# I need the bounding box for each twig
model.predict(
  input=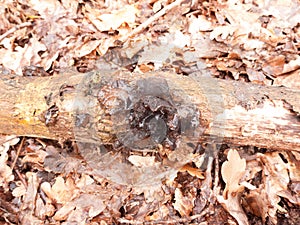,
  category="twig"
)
[15,169,27,188]
[11,137,25,170]
[119,0,185,43]
[118,209,210,224]
[213,144,221,197]
[0,22,32,42]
